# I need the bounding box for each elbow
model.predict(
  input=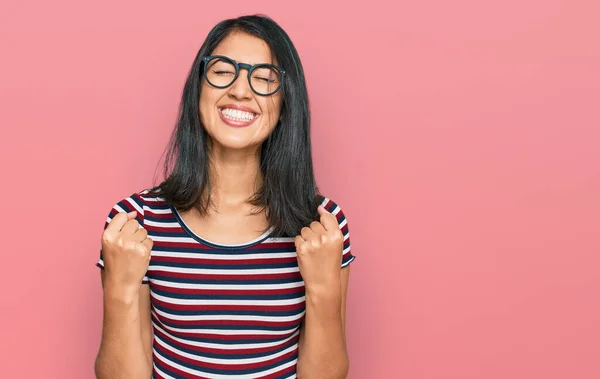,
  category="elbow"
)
[332,351,350,379]
[94,355,105,379]
[297,357,349,379]
[339,356,350,379]
[94,359,150,379]
[94,352,152,379]
[333,355,350,379]
[94,354,114,379]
